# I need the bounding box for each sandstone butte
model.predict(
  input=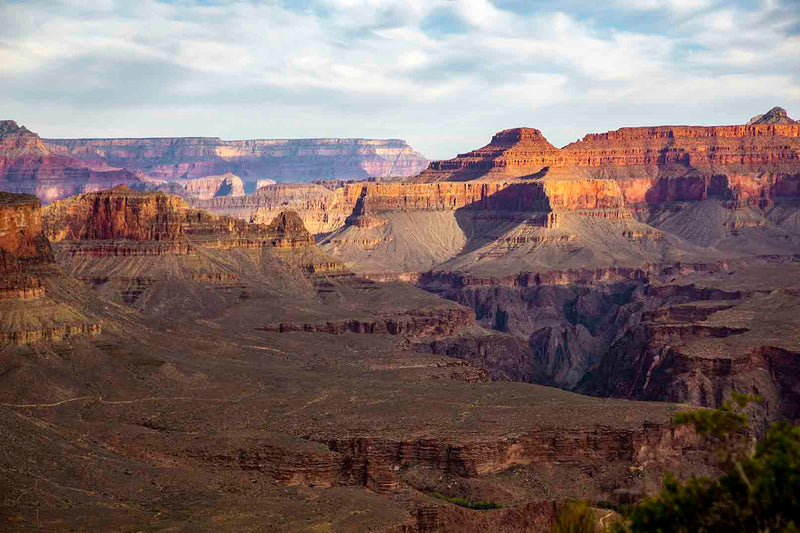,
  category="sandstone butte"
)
[197,107,800,235]
[43,135,430,183]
